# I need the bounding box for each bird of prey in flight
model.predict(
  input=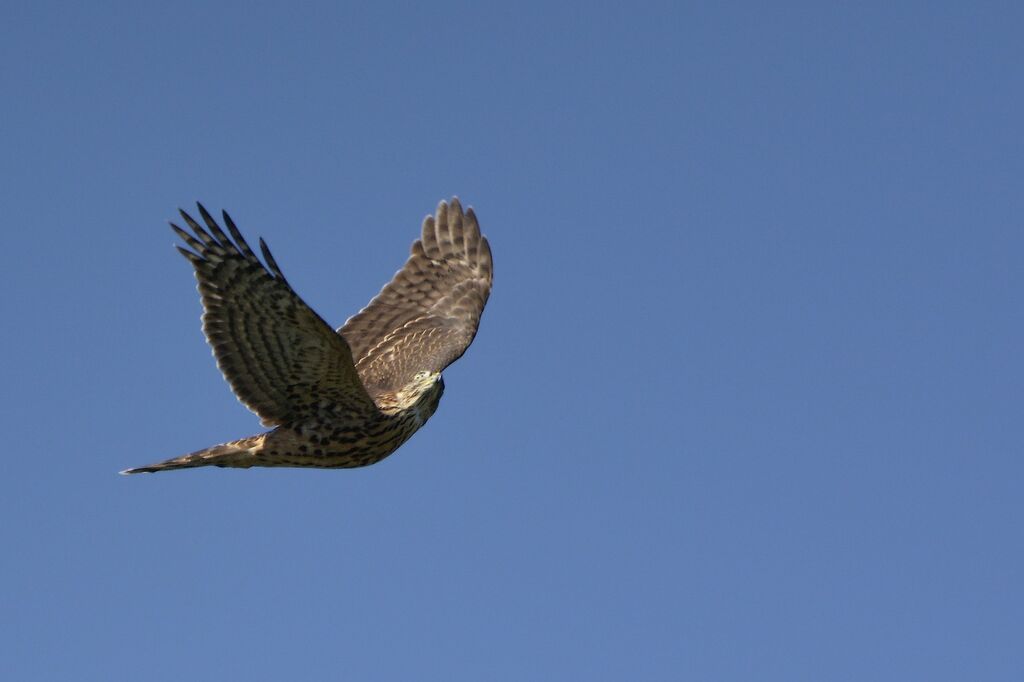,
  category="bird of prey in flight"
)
[122,198,492,474]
